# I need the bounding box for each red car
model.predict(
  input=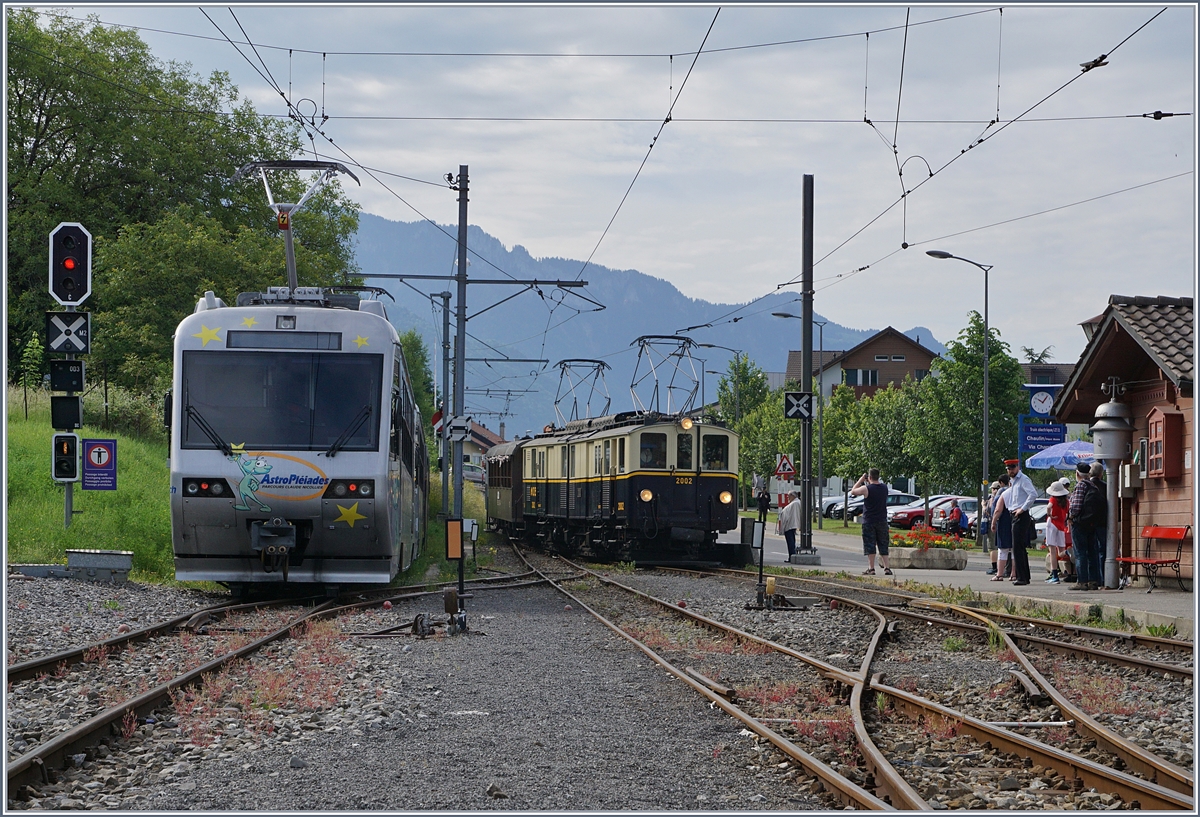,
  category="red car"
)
[887,495,955,530]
